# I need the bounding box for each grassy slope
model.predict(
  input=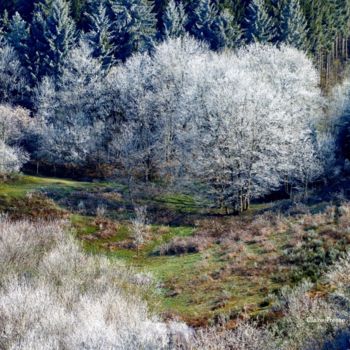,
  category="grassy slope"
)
[0,175,347,327]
